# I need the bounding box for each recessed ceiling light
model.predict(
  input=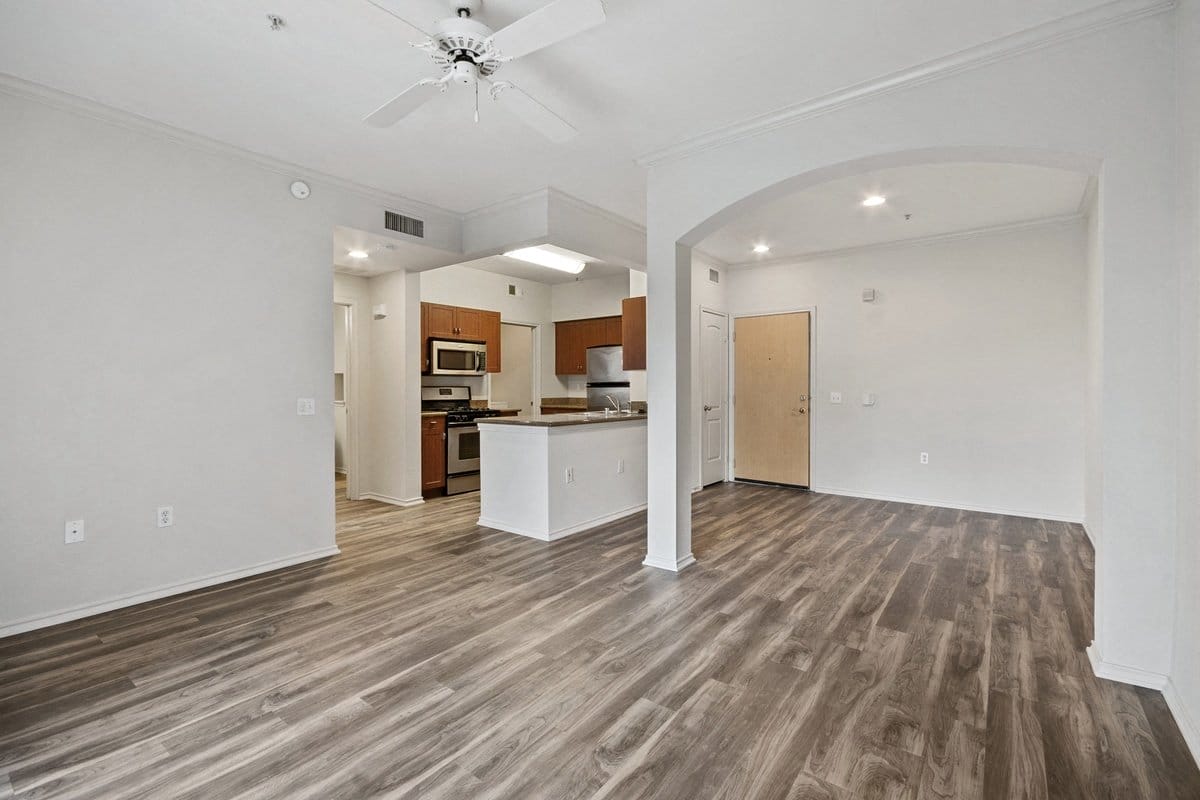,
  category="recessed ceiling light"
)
[752,243,771,254]
[862,195,887,207]
[347,249,369,259]
[504,246,586,274]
